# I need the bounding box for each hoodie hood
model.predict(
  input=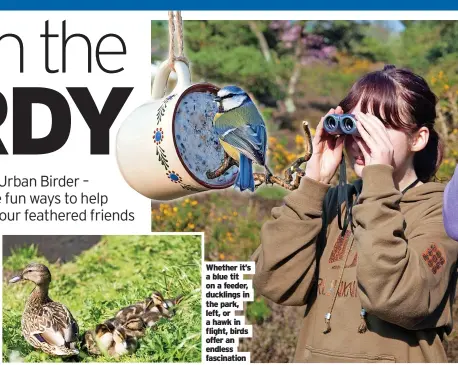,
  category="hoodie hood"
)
[401,181,445,203]
[350,178,444,207]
